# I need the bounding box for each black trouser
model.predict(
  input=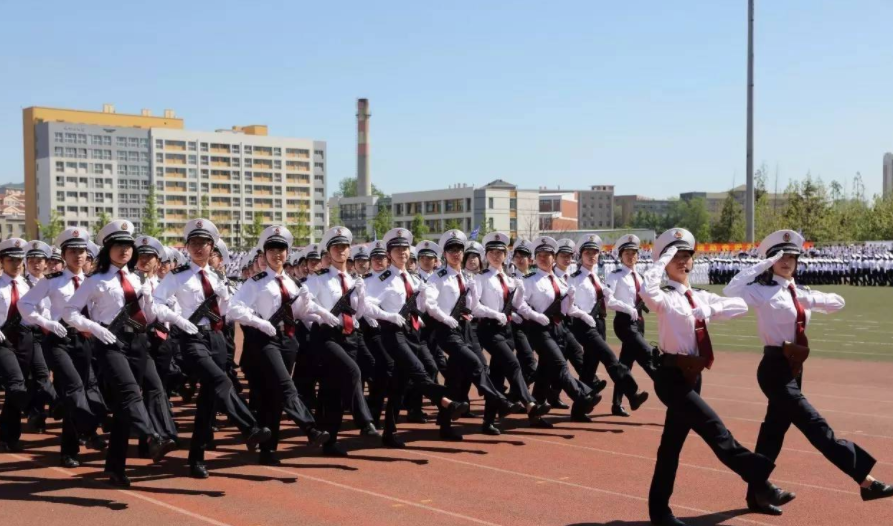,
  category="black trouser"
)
[753,348,876,485]
[567,318,640,399]
[247,330,316,453]
[405,317,440,418]
[511,321,538,385]
[612,312,656,407]
[291,323,319,408]
[94,332,157,475]
[313,324,374,445]
[28,330,57,421]
[0,331,35,445]
[360,319,395,428]
[179,329,257,465]
[45,332,106,457]
[525,320,591,405]
[379,320,449,435]
[649,364,774,521]
[148,329,176,393]
[432,319,507,427]
[478,319,535,423]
